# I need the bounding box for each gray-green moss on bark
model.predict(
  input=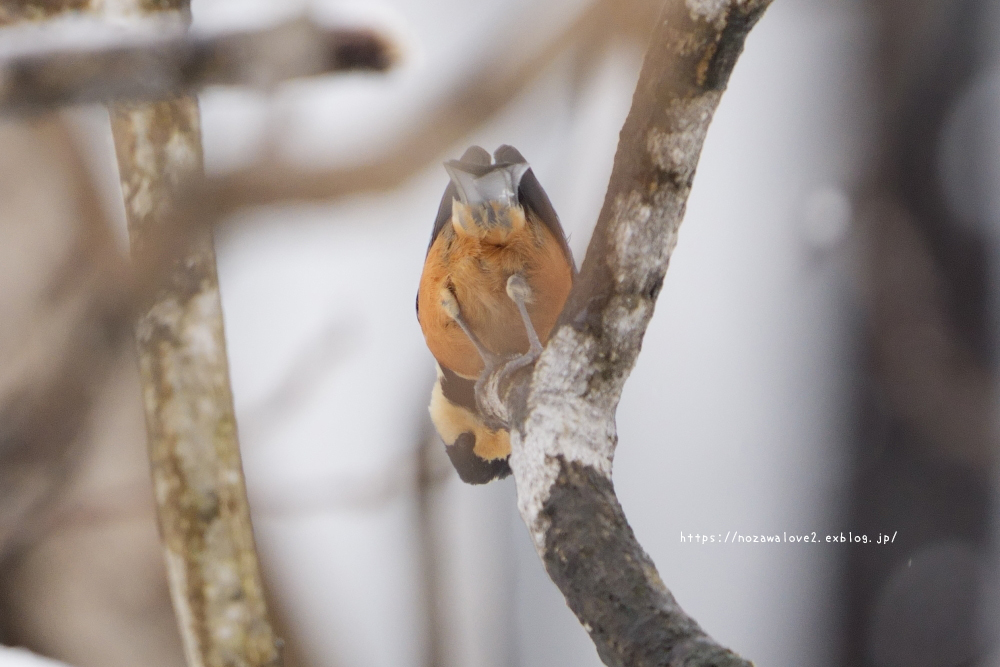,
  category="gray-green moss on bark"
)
[491,1,773,665]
